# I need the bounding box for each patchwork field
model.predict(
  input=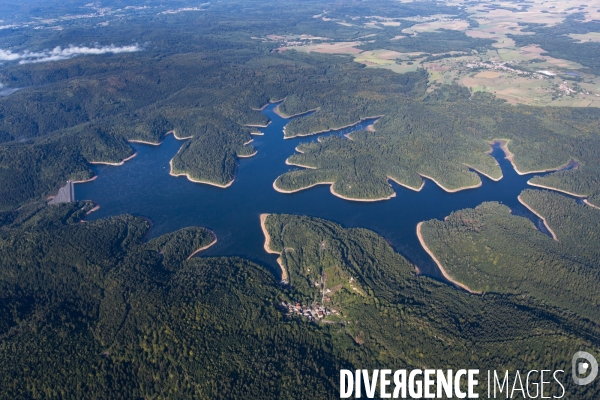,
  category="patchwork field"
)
[568,32,600,43]
[279,41,363,55]
[401,19,469,35]
[275,0,600,107]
